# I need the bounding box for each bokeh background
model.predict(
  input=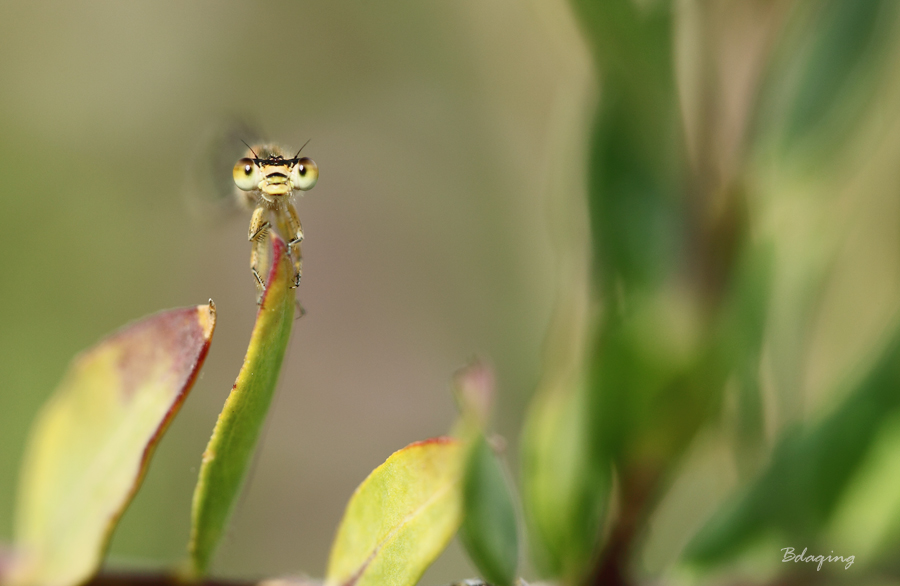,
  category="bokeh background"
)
[4,1,900,585]
[0,0,591,582]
